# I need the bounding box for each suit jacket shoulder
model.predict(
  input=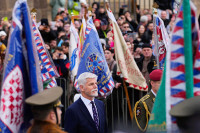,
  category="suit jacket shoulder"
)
[64,98,107,133]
